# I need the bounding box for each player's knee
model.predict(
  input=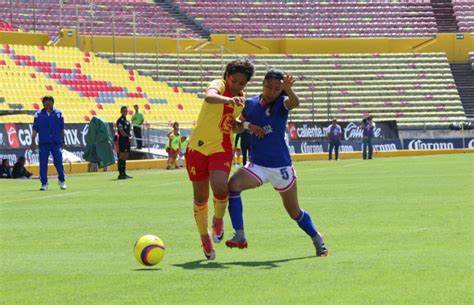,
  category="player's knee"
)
[212,183,228,197]
[228,176,242,192]
[194,194,209,204]
[289,209,301,220]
